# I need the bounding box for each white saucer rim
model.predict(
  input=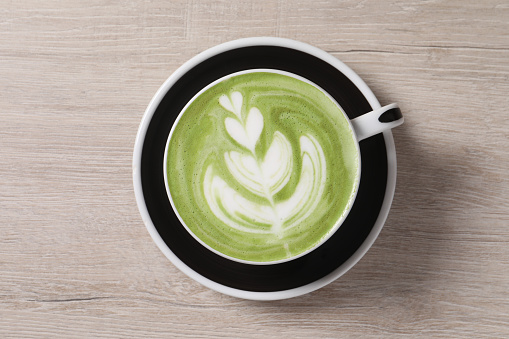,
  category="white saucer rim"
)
[132,37,397,301]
